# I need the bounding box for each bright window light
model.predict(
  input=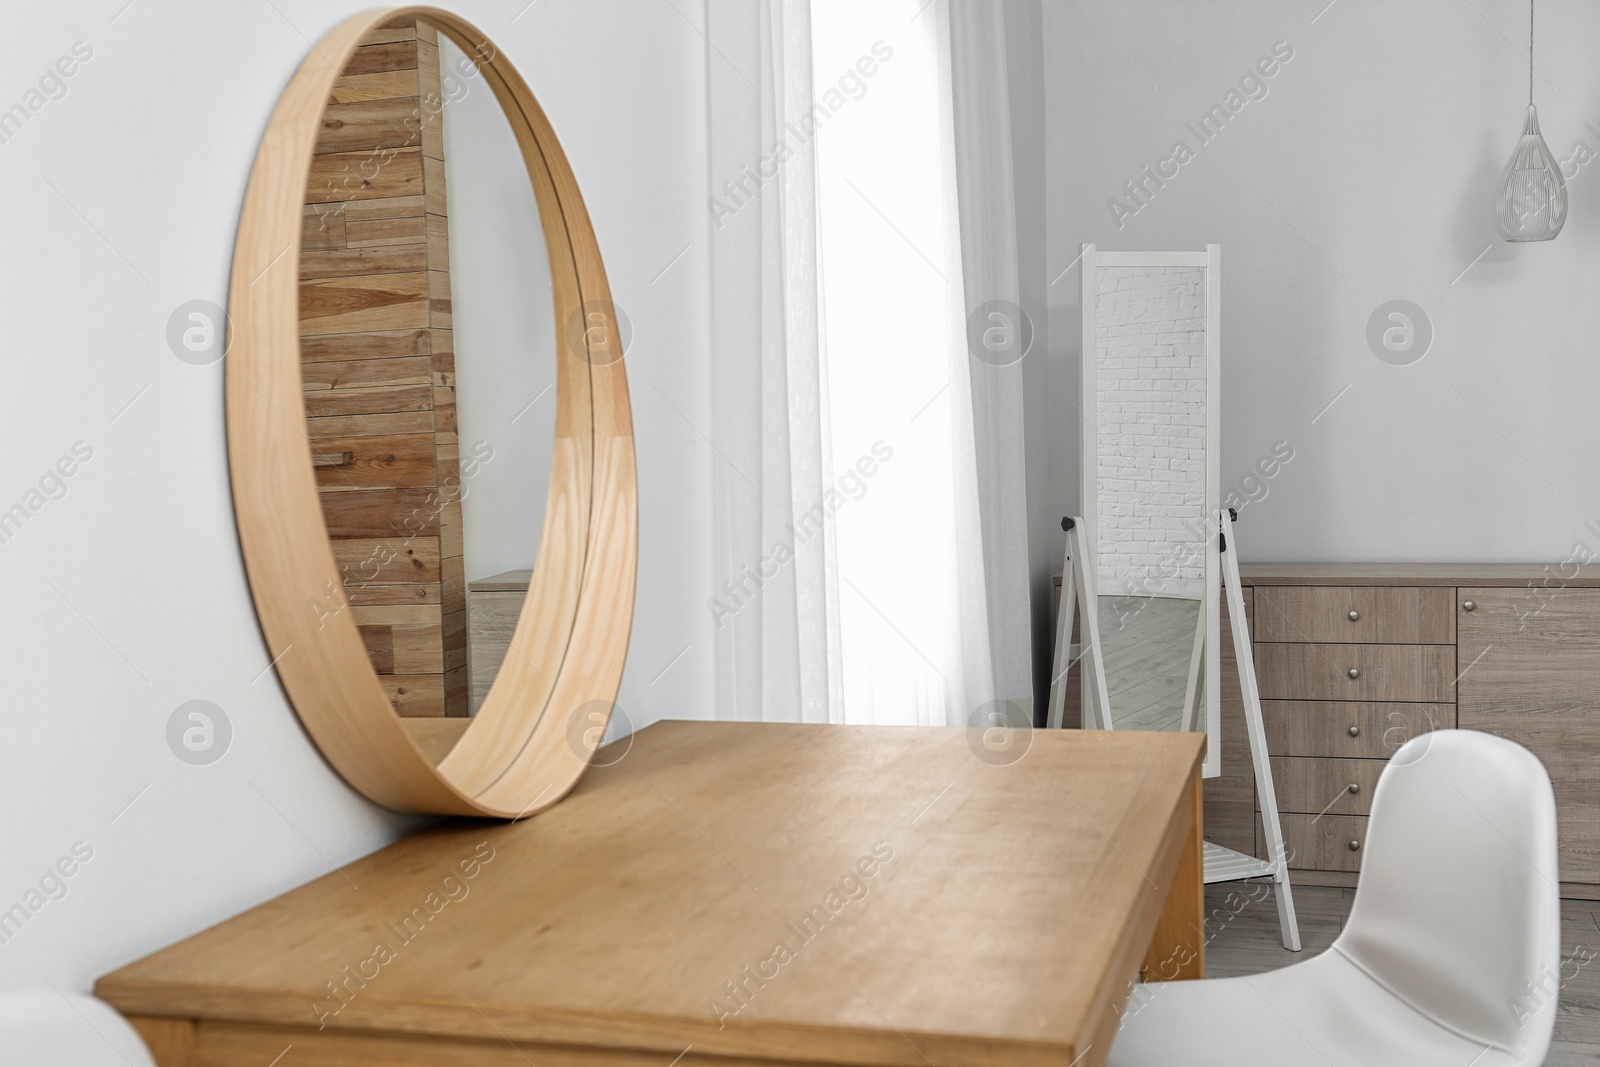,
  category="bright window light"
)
[812,1,978,726]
